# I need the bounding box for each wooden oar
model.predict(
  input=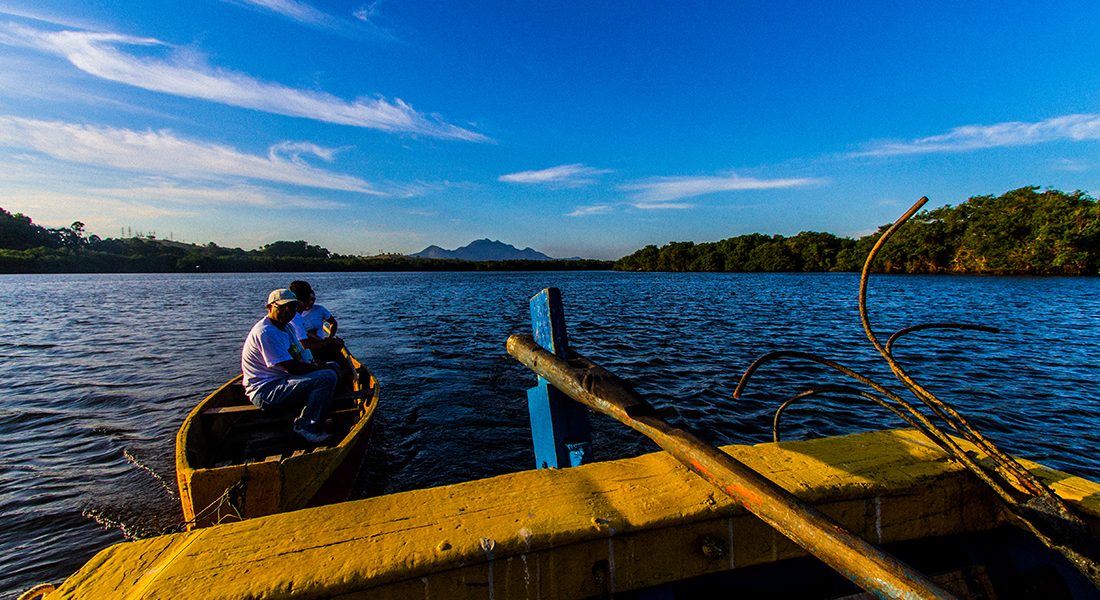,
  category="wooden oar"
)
[507,333,955,600]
